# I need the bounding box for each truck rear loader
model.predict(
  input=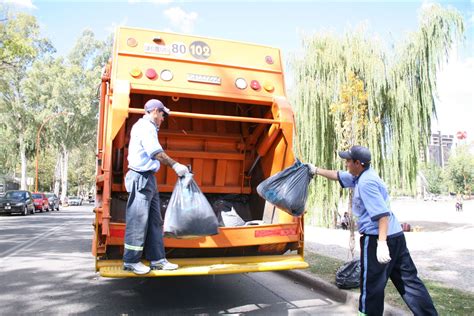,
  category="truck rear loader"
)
[93,27,309,277]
